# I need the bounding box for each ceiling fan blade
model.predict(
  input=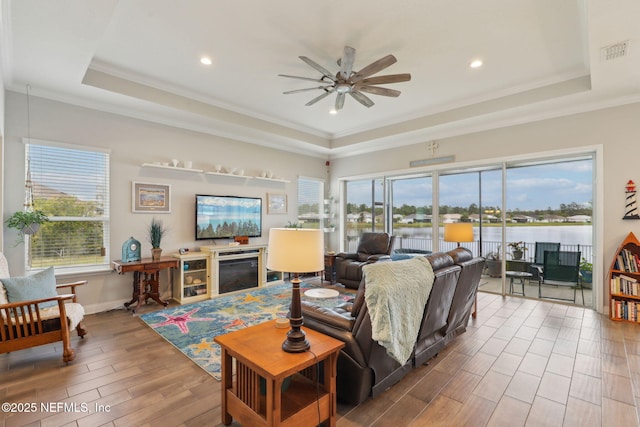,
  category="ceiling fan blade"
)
[335,92,345,110]
[349,91,374,108]
[299,56,337,82]
[283,86,332,94]
[278,74,328,83]
[338,46,356,80]
[358,73,411,85]
[351,54,397,82]
[305,89,333,106]
[356,86,401,97]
